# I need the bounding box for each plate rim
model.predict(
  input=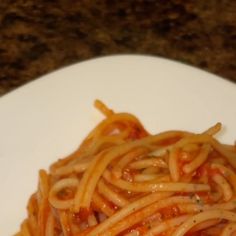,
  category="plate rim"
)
[1,54,236,100]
